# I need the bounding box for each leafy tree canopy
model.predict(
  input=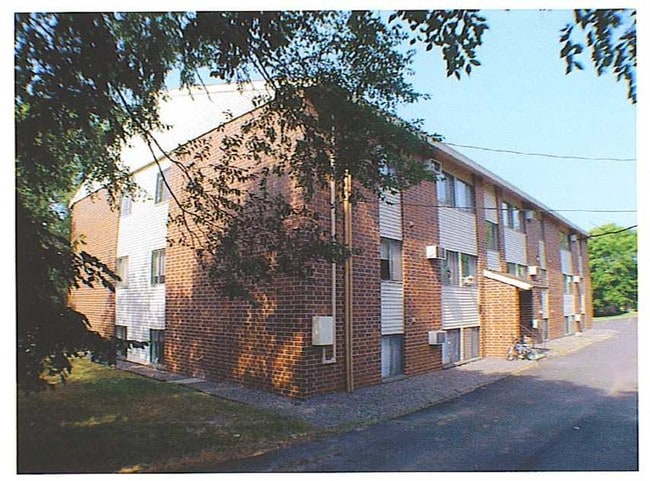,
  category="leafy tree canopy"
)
[588,224,637,317]
[15,10,637,388]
